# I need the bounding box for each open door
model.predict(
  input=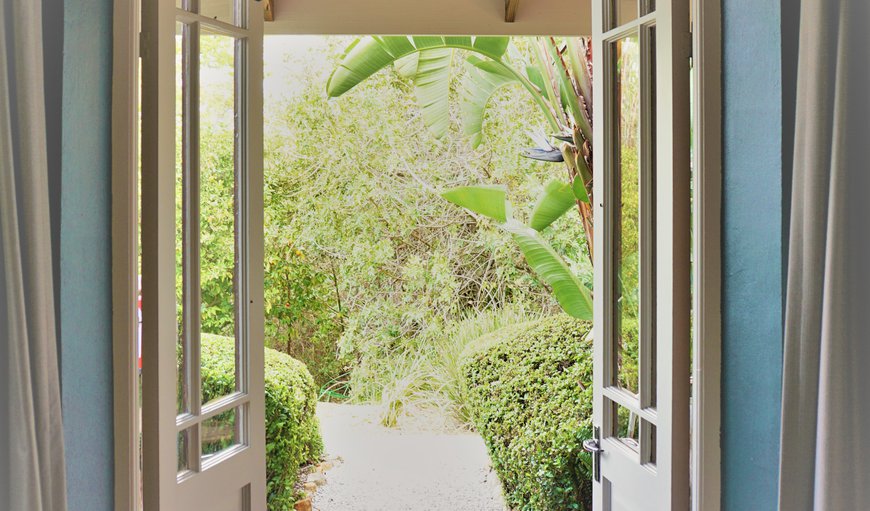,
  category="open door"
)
[140,0,266,509]
[587,0,691,509]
